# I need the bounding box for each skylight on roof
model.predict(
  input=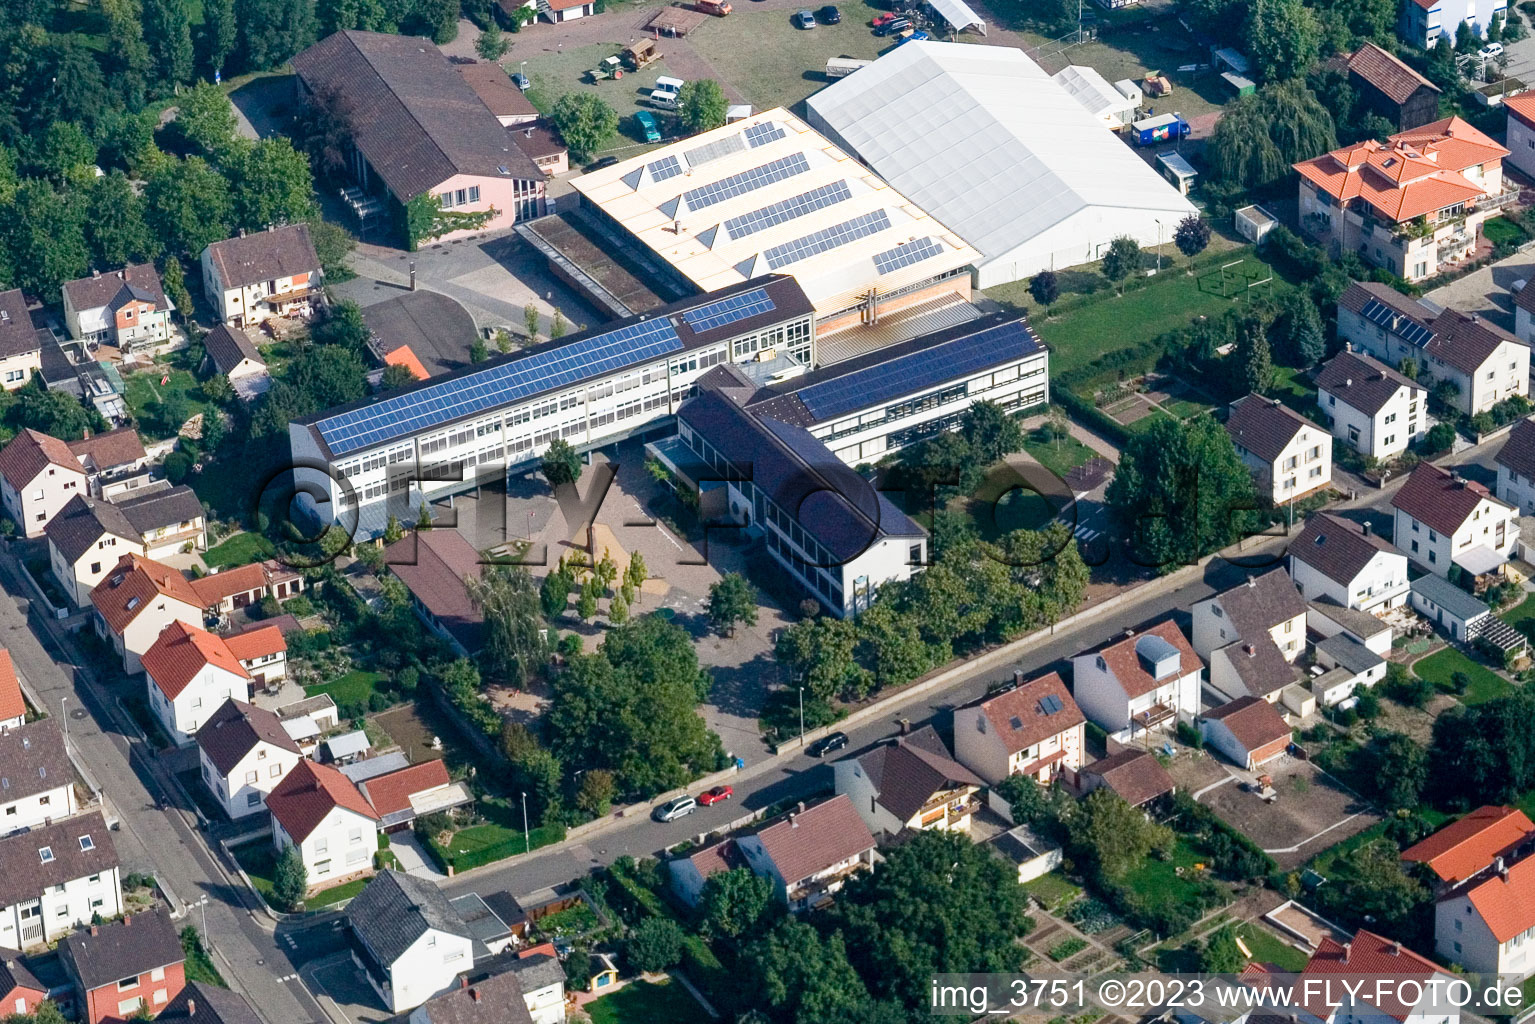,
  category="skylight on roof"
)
[38,846,53,863]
